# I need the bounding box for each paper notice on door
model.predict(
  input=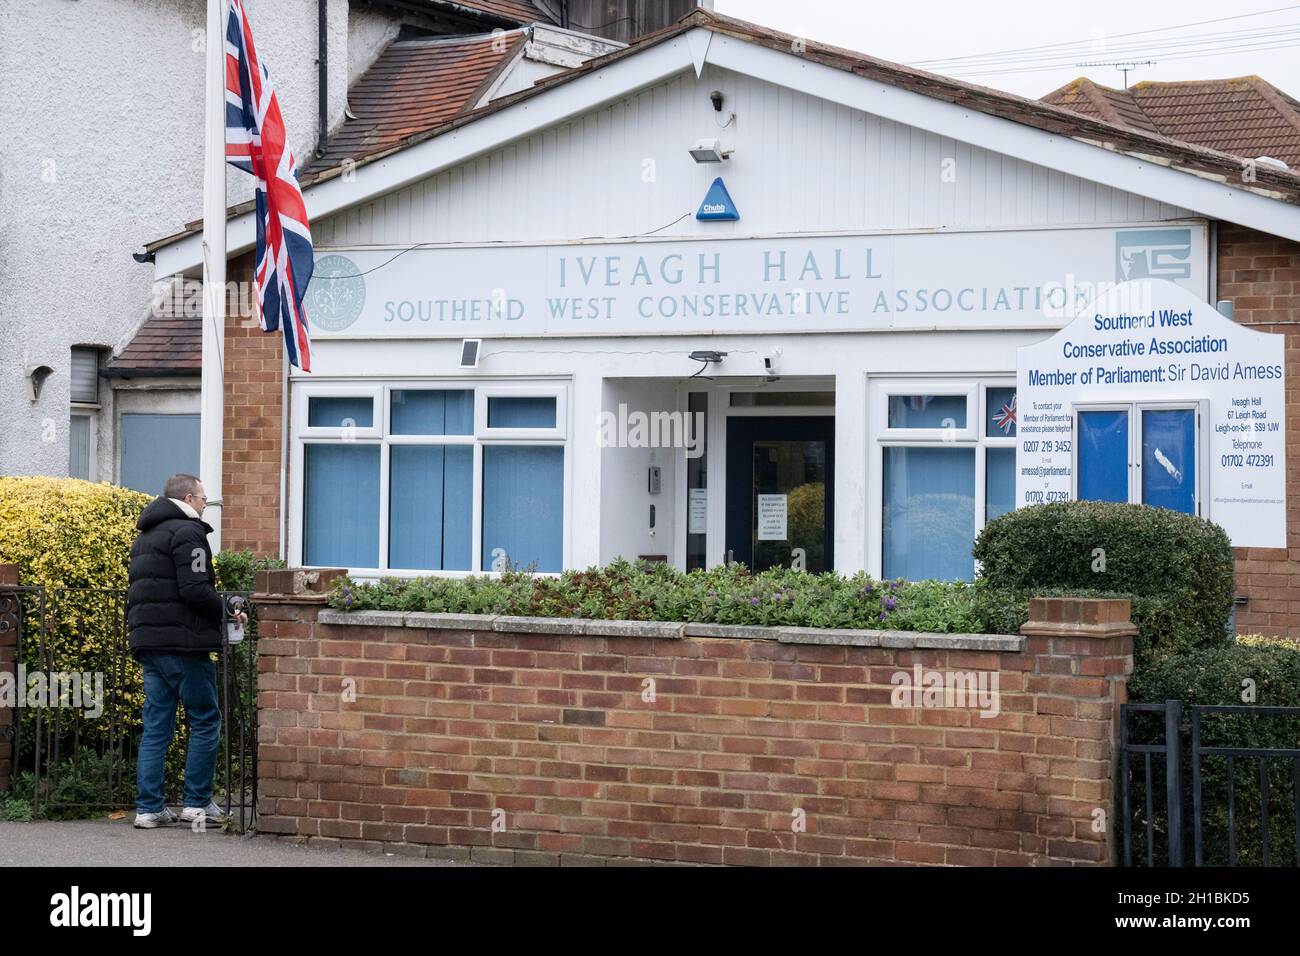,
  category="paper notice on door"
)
[688,488,707,535]
[757,494,788,541]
